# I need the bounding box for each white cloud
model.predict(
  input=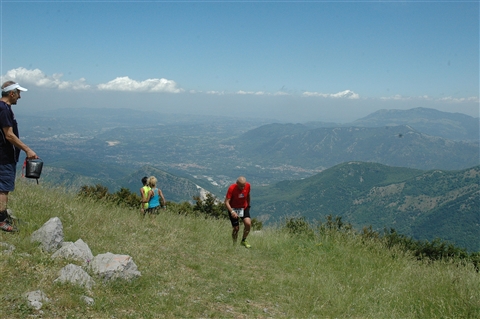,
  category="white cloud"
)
[236,90,267,96]
[303,89,360,99]
[206,90,226,95]
[97,76,183,93]
[2,67,90,90]
[380,94,409,101]
[439,96,480,103]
